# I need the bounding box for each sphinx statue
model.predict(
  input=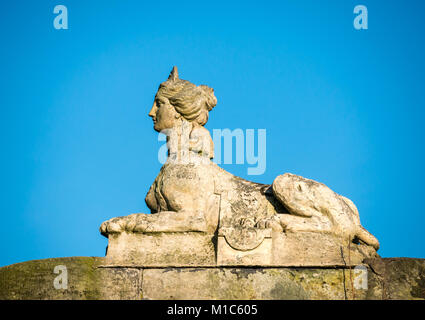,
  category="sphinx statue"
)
[100,67,379,267]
